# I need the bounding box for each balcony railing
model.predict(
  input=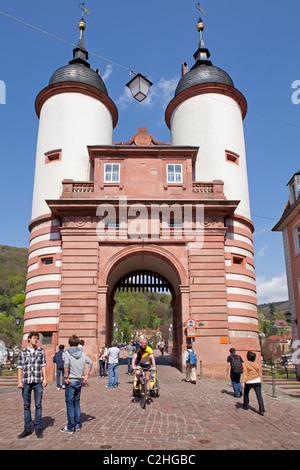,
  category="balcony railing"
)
[192,181,225,199]
[61,180,225,199]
